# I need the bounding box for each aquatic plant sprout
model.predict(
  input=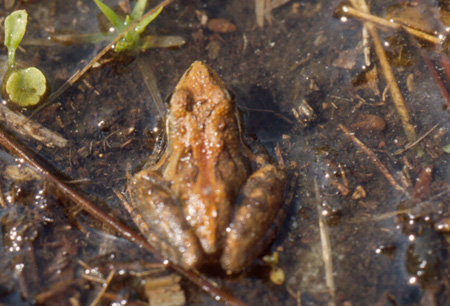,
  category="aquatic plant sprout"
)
[4,10,27,67]
[3,10,47,107]
[93,0,163,52]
